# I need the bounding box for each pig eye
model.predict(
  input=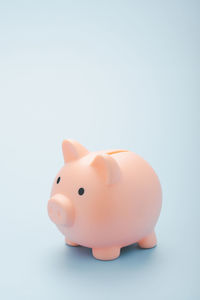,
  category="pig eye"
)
[57,177,61,184]
[78,187,84,196]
